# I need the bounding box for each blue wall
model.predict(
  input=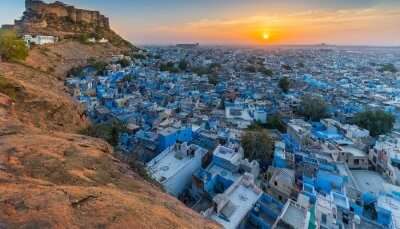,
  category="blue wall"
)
[158,127,193,152]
